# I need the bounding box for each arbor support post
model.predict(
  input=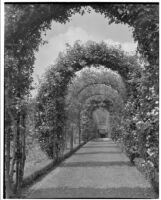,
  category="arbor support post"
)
[70,125,73,150]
